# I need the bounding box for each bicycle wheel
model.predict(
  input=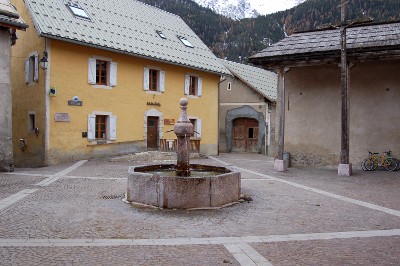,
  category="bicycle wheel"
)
[384,158,398,171]
[364,158,376,171]
[361,159,368,171]
[394,158,400,171]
